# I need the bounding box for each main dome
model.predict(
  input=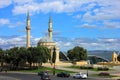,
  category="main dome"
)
[38,36,53,43]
